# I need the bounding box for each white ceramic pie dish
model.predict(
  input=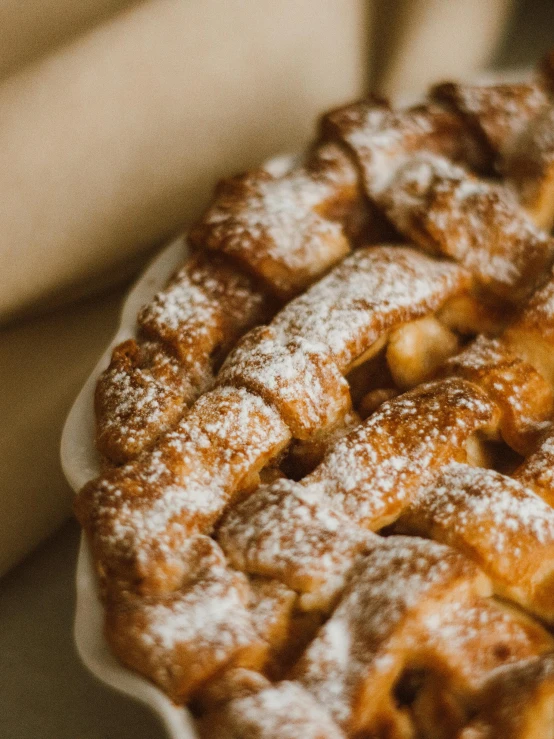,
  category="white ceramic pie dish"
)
[60,68,530,735]
[61,234,198,738]
[60,155,294,738]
